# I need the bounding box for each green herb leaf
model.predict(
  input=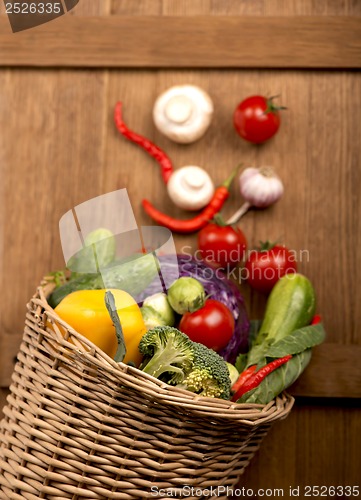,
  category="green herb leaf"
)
[239,349,312,405]
[265,323,326,358]
[246,343,270,367]
[235,353,248,373]
[105,291,127,363]
[246,323,325,367]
